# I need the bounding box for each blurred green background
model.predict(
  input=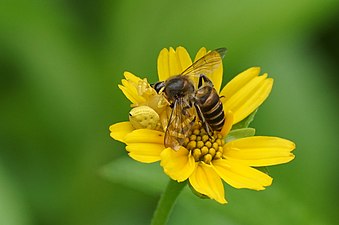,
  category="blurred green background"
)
[1,0,338,225]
